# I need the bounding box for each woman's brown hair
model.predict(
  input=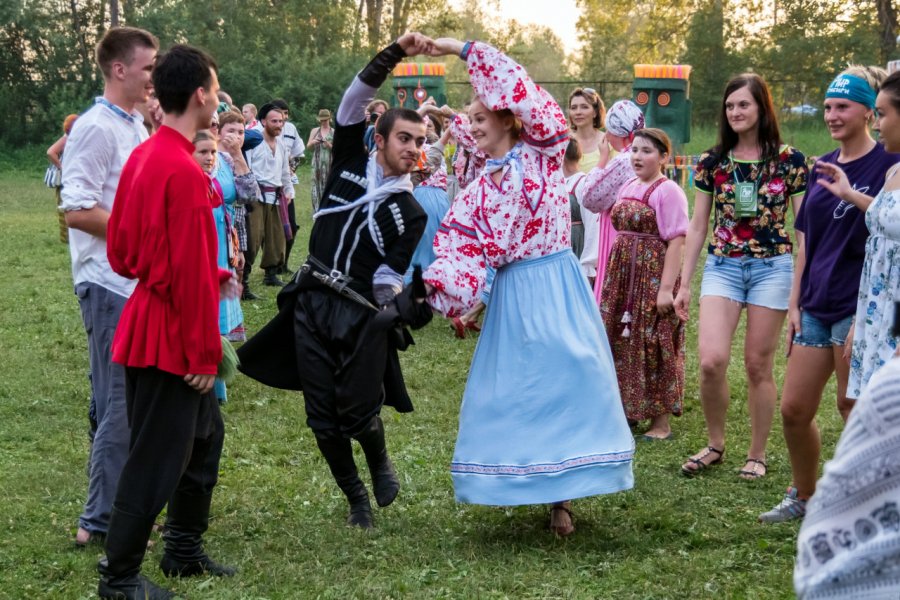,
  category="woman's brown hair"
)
[716,73,781,162]
[568,87,606,131]
[218,111,245,128]
[878,69,900,112]
[633,128,672,173]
